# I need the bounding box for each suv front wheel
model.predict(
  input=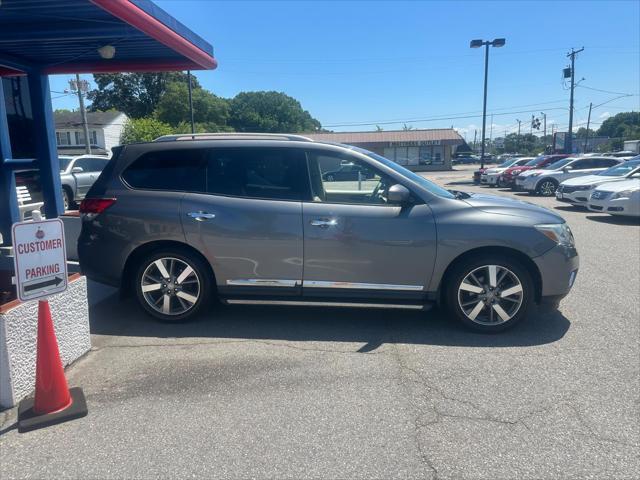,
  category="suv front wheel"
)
[444,255,533,332]
[135,249,212,322]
